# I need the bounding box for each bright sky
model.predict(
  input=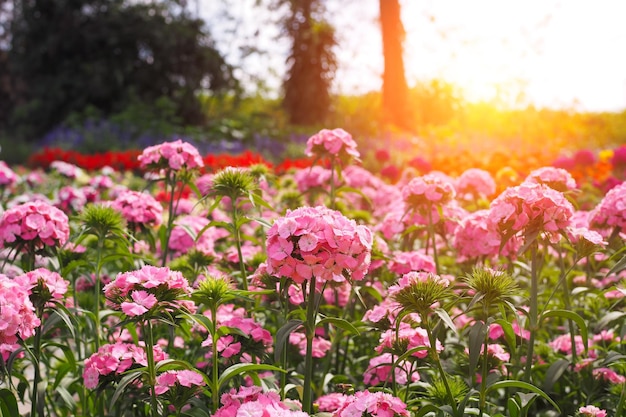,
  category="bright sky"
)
[204,0,626,112]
